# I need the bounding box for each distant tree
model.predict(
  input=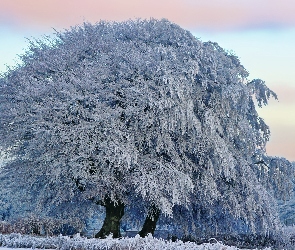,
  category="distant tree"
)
[0,19,293,239]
